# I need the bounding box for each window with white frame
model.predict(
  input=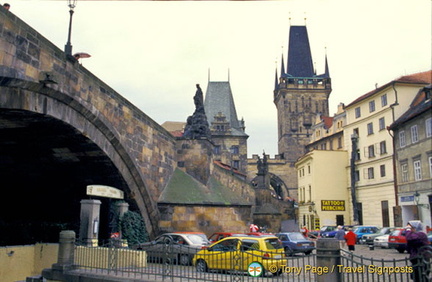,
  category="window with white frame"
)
[399,131,406,147]
[381,94,388,107]
[401,163,408,182]
[380,141,387,154]
[368,145,375,158]
[367,167,374,179]
[429,156,432,177]
[380,164,386,177]
[426,118,432,137]
[411,125,418,143]
[355,107,361,118]
[413,160,422,181]
[367,122,374,135]
[369,100,376,112]
[379,117,385,131]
